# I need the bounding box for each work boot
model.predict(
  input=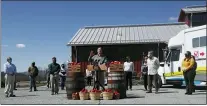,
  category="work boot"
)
[146,91,152,93]
[9,94,16,97]
[51,92,54,95]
